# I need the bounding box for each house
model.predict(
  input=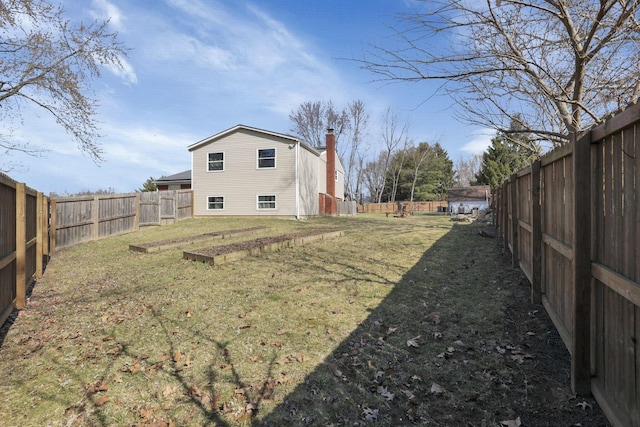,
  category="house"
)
[447,186,491,215]
[187,124,344,217]
[154,170,191,191]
